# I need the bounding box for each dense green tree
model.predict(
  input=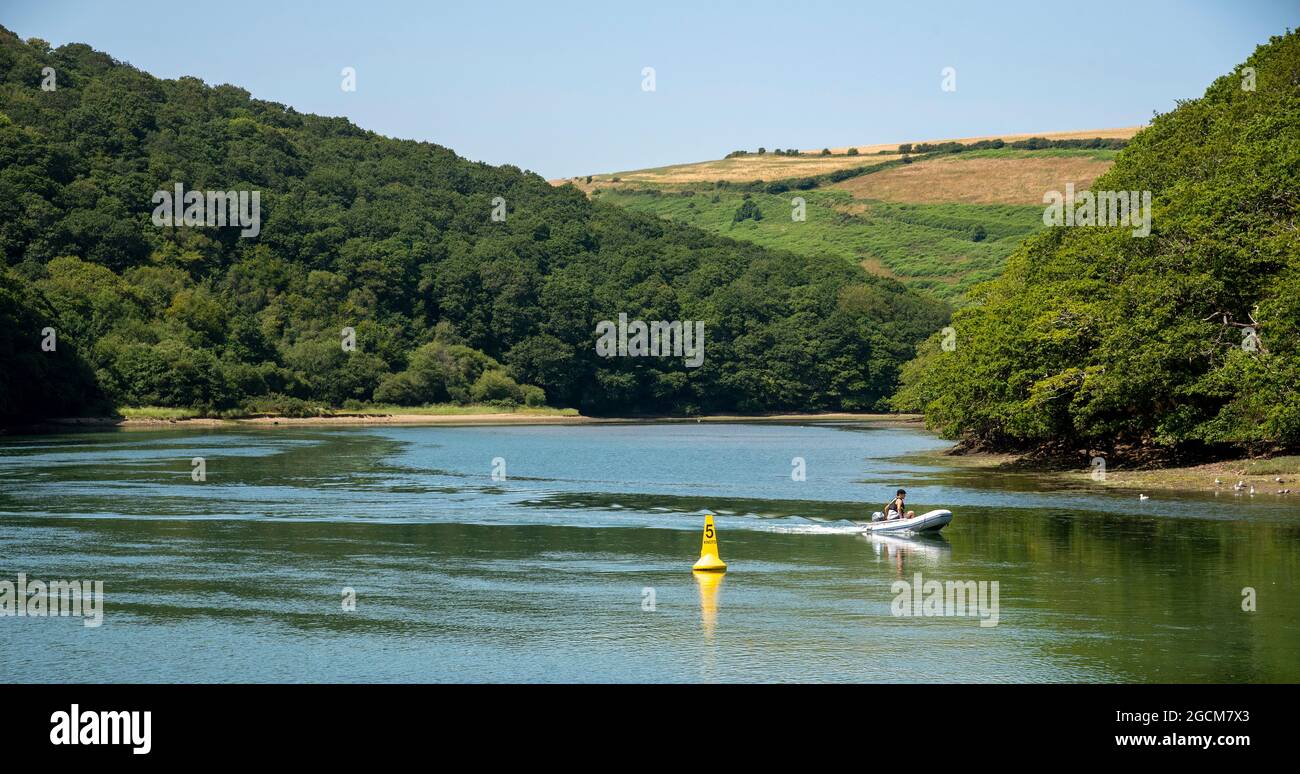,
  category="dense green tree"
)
[732,199,764,223]
[0,268,106,421]
[0,24,947,420]
[895,31,1300,455]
